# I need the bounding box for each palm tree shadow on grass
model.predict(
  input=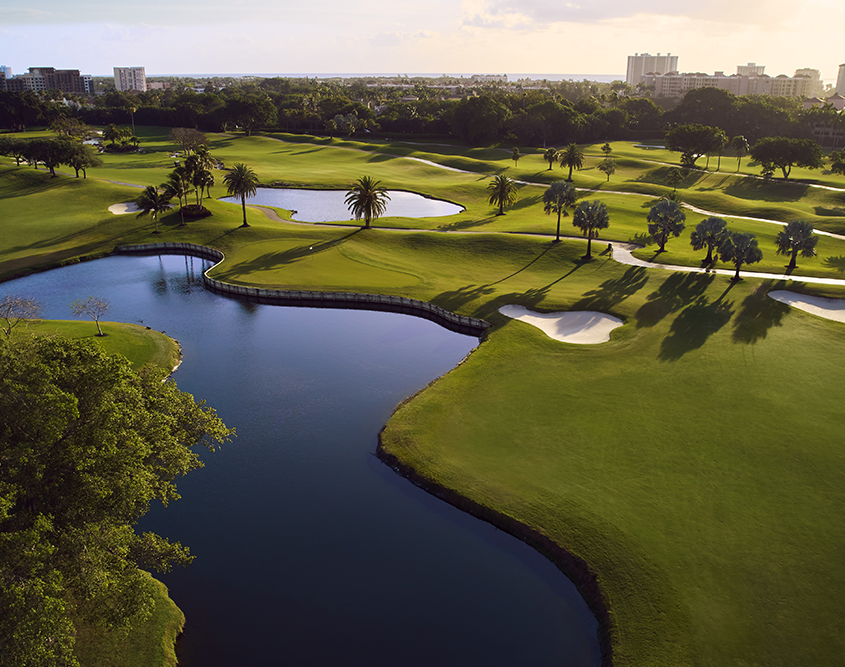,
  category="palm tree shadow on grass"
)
[570,266,649,311]
[438,215,499,231]
[432,283,497,314]
[822,256,845,272]
[731,280,790,344]
[213,229,362,277]
[488,244,555,285]
[658,284,735,360]
[635,272,715,328]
